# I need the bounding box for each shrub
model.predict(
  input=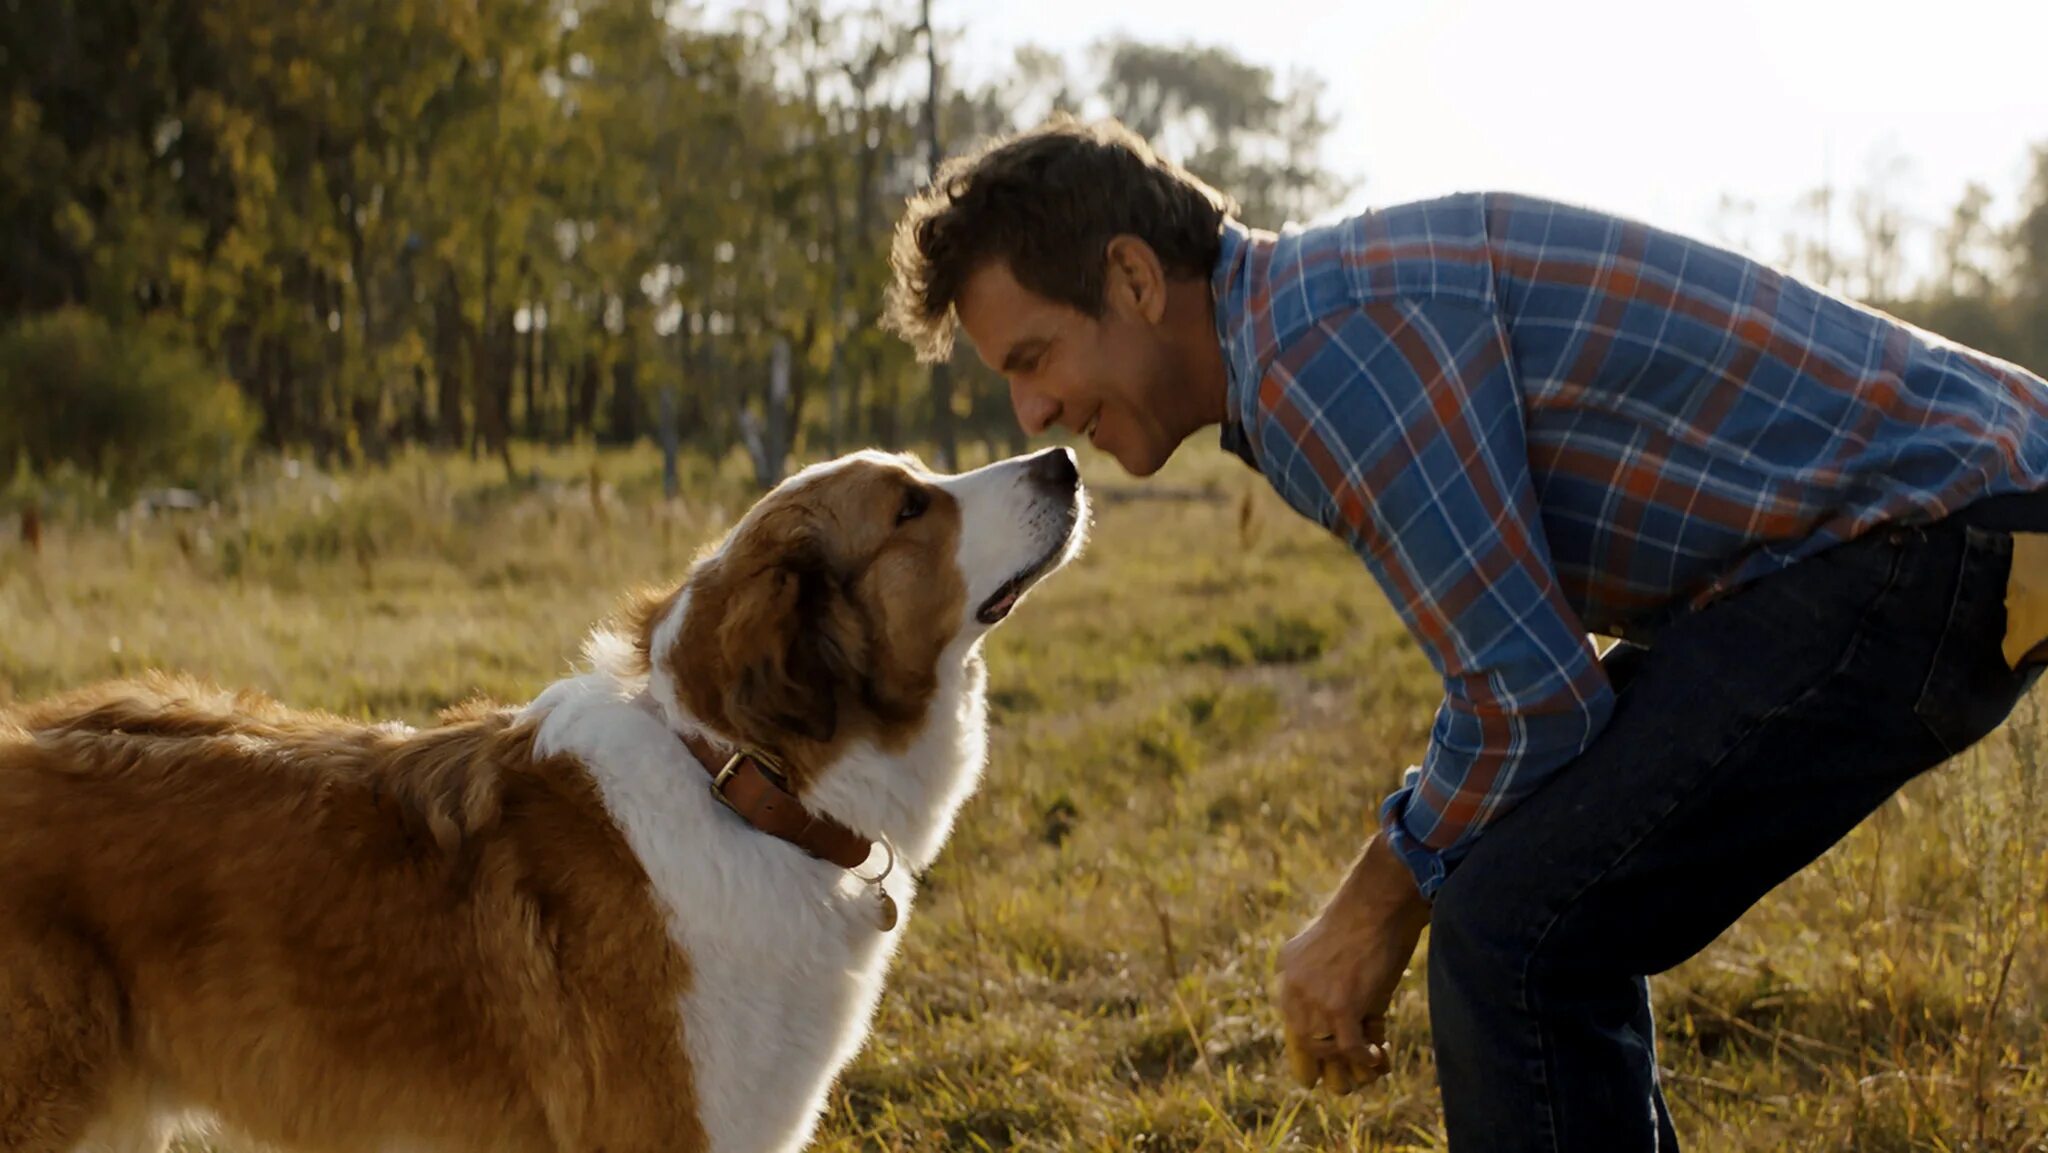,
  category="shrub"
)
[0,308,258,498]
